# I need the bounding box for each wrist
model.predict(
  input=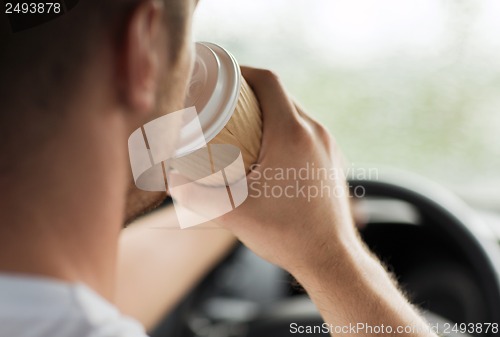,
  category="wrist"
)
[289,227,370,290]
[289,232,436,337]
